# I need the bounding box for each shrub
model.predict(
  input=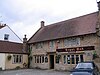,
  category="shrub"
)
[7,55,12,61]
[15,66,21,69]
[93,51,99,60]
